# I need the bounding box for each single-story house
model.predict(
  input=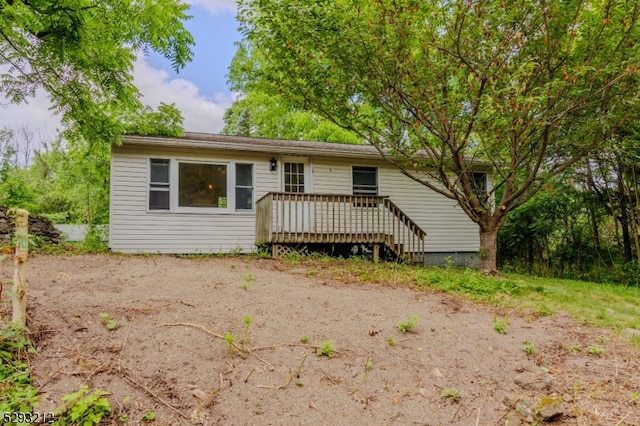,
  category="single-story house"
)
[109,133,488,265]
